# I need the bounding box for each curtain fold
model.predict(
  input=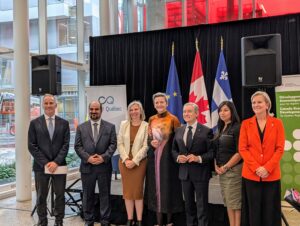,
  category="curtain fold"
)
[90,13,300,120]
